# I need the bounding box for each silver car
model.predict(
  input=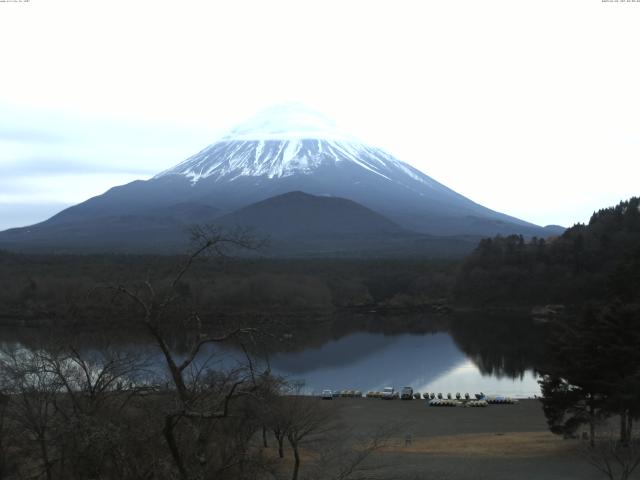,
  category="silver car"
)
[381,387,395,399]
